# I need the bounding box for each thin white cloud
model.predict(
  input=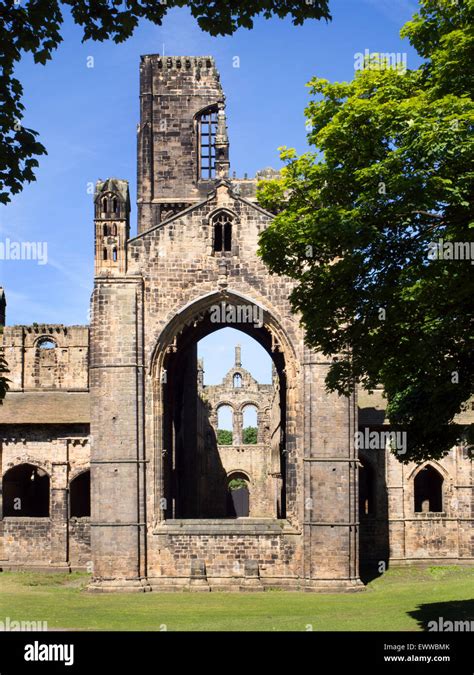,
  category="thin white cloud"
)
[0,224,91,291]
